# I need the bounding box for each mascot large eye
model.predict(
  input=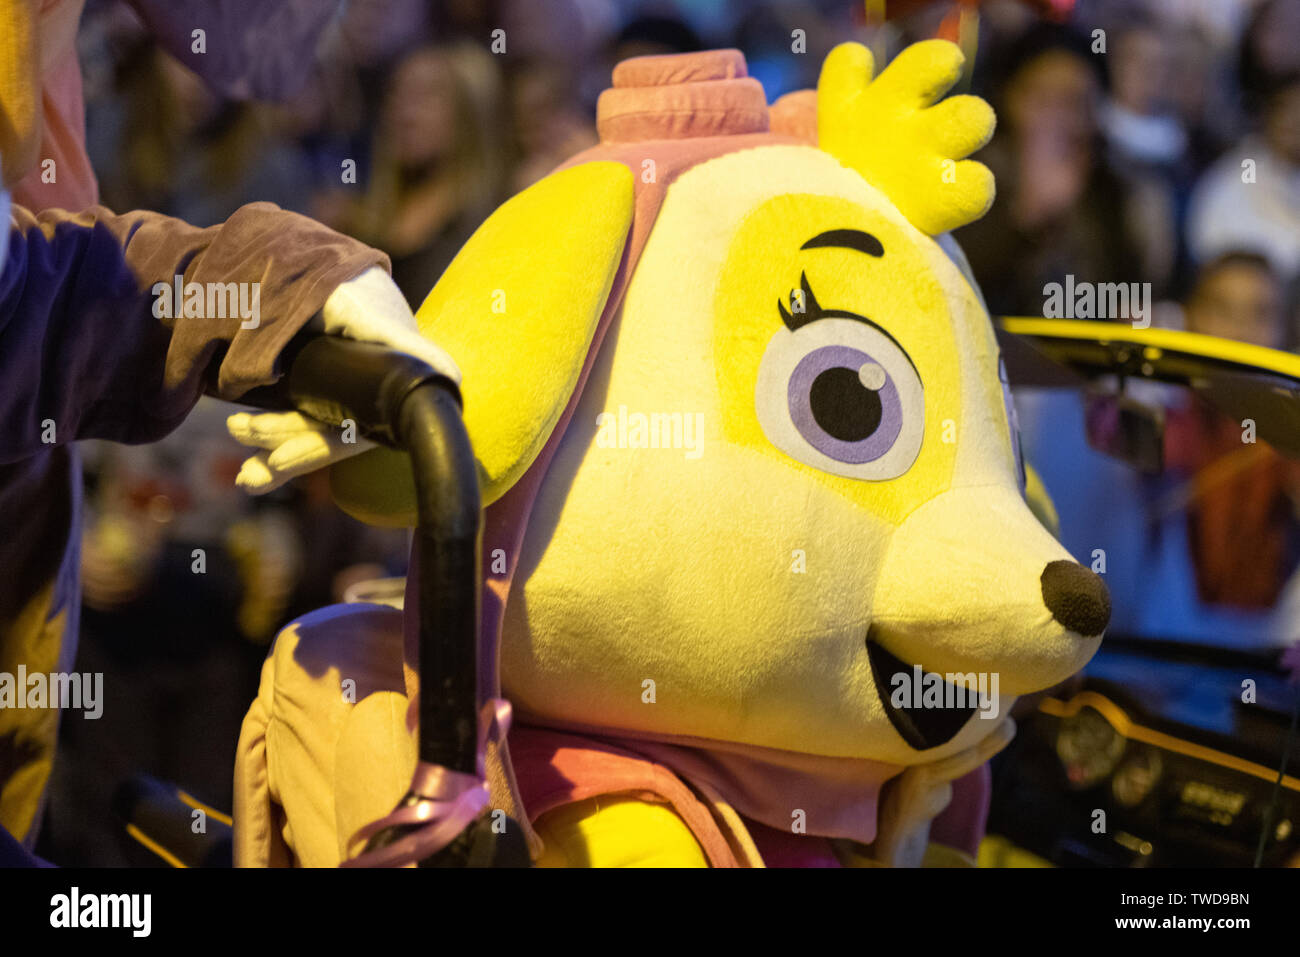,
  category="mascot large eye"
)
[755,317,923,480]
